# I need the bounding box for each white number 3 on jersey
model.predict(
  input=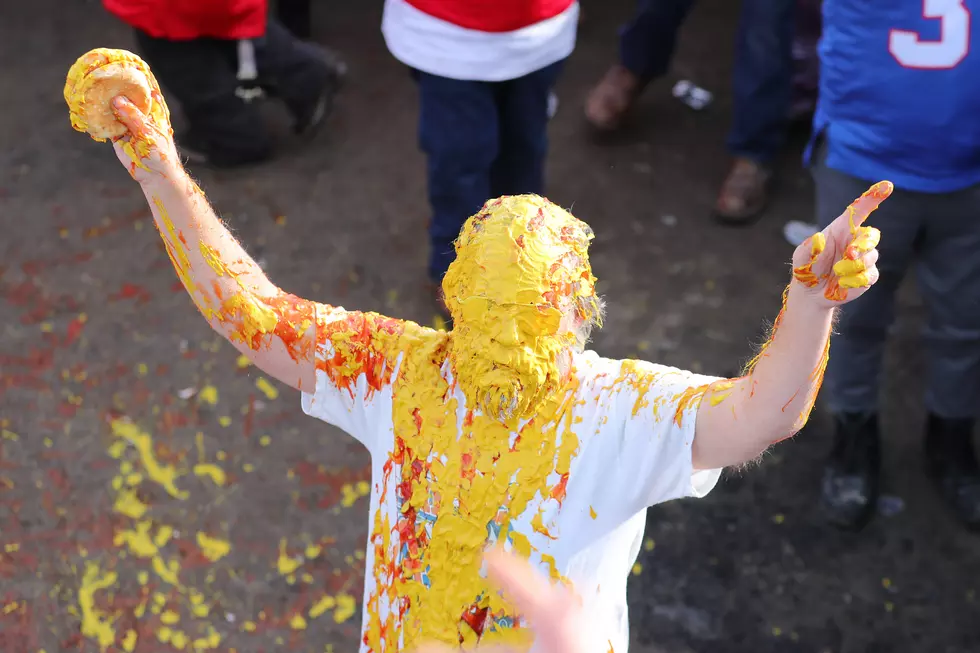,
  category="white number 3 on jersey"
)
[889,0,971,69]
